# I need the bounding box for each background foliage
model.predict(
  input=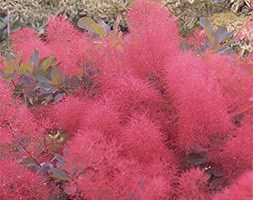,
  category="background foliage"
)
[0,0,252,55]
